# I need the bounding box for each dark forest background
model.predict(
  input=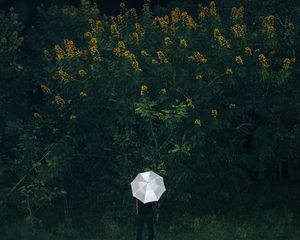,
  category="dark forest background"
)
[0,0,300,239]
